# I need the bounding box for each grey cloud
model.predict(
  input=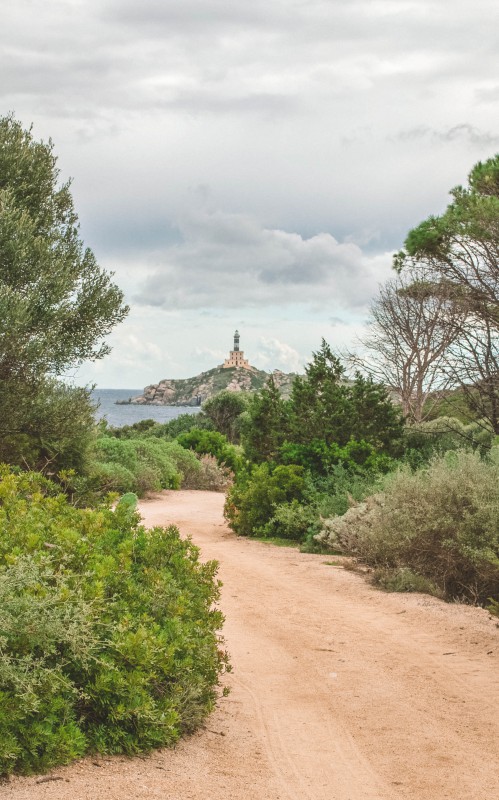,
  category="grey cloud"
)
[391,124,499,147]
[133,209,391,311]
[4,0,497,122]
[103,0,273,33]
[158,90,298,117]
[2,0,497,308]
